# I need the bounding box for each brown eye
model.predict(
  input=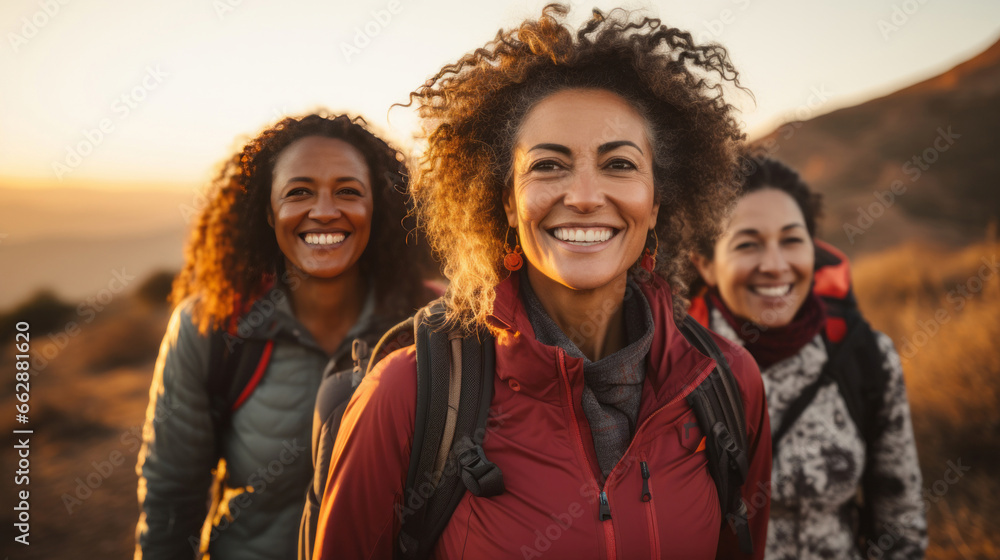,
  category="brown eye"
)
[605,158,636,170]
[530,159,564,172]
